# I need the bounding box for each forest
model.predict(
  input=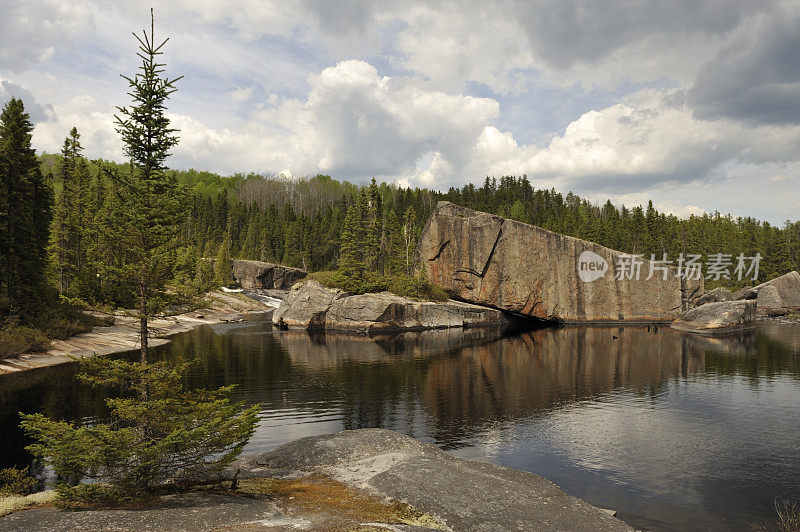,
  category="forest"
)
[2,103,799,358]
[37,151,800,301]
